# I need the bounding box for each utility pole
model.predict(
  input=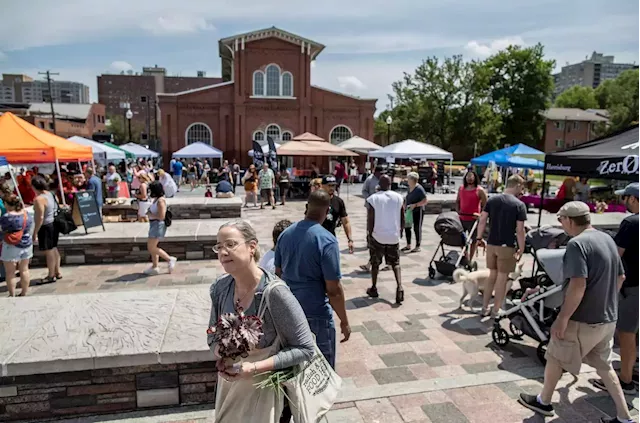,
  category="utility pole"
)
[38,70,59,134]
